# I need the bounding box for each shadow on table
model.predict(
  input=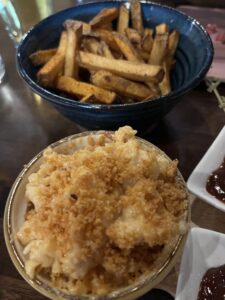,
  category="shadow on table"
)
[139,288,174,300]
